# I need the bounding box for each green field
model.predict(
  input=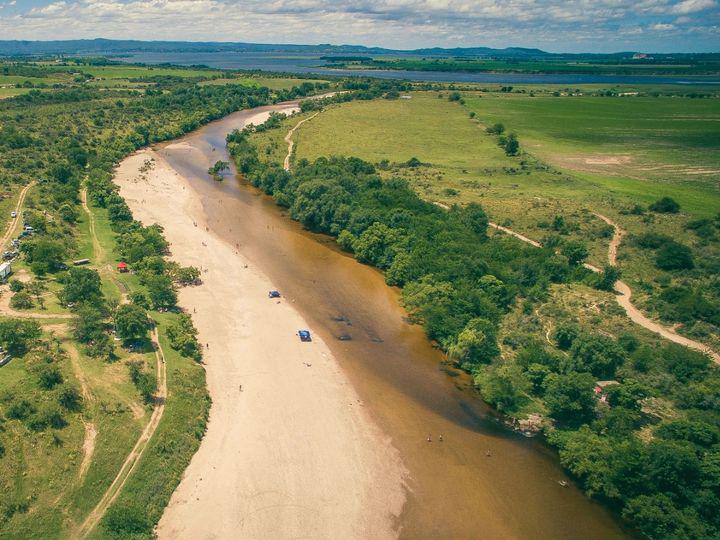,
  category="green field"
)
[202,76,330,90]
[463,94,720,216]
